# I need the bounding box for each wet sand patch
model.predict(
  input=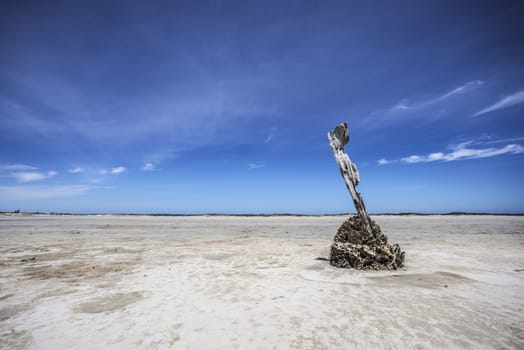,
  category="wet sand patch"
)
[368,271,474,288]
[73,291,144,314]
[22,259,140,280]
